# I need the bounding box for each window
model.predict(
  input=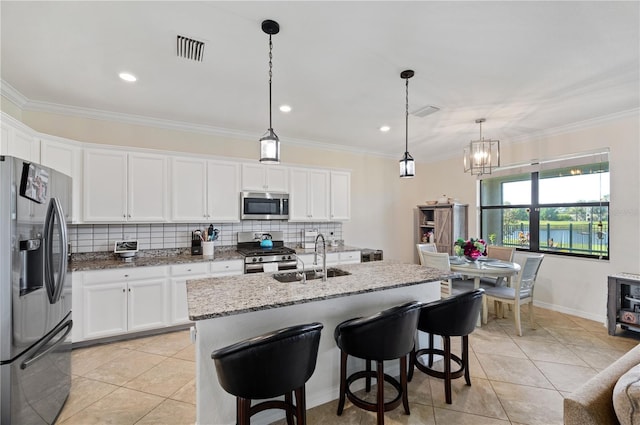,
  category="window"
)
[480,154,609,259]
